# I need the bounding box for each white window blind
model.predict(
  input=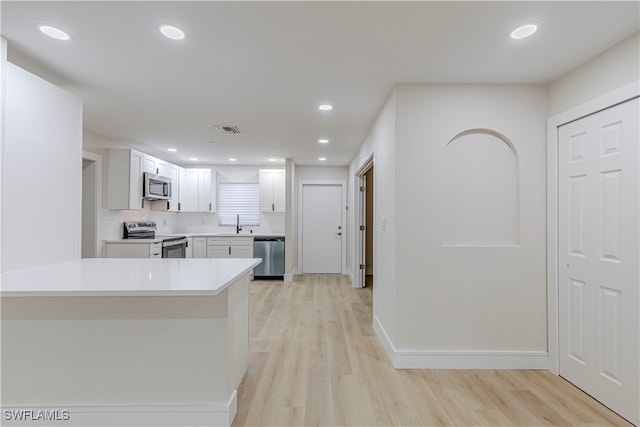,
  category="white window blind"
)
[218,182,260,226]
